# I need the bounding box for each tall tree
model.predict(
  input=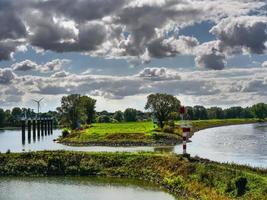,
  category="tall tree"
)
[57,94,84,129]
[79,96,96,124]
[124,108,137,122]
[145,93,180,128]
[251,103,267,120]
